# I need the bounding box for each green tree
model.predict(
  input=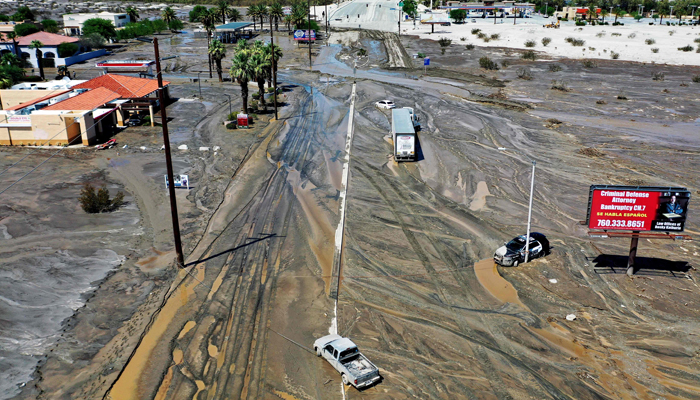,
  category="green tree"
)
[199,9,219,78]
[80,33,106,48]
[162,7,176,24]
[249,49,269,110]
[264,42,282,87]
[79,184,125,213]
[189,5,208,22]
[41,19,59,33]
[14,23,39,37]
[57,42,78,57]
[227,8,241,23]
[587,5,597,22]
[5,32,19,57]
[0,53,25,87]
[152,19,168,33]
[208,39,227,82]
[230,43,253,112]
[169,19,184,32]
[218,0,231,24]
[600,8,608,23]
[402,0,418,19]
[247,5,258,30]
[82,18,117,40]
[449,9,467,23]
[12,6,34,21]
[269,3,284,31]
[0,15,9,22]
[30,40,44,80]
[126,6,139,22]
